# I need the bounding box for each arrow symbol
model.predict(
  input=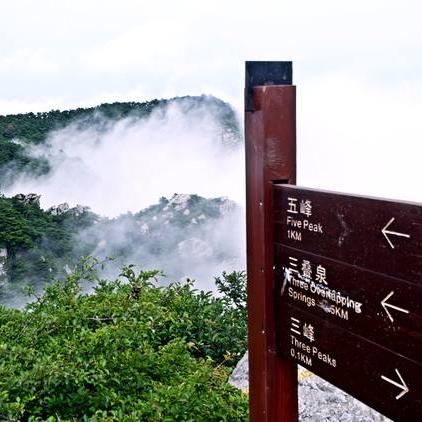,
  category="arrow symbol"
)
[382,217,410,249]
[381,369,409,399]
[381,291,409,322]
